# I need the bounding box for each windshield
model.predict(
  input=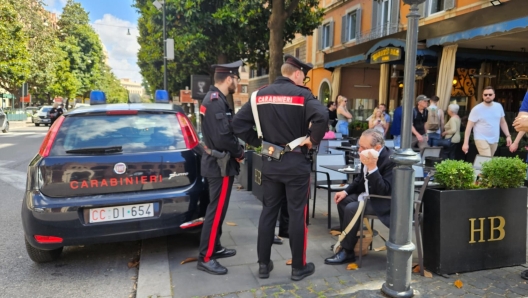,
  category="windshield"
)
[49,113,186,155]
